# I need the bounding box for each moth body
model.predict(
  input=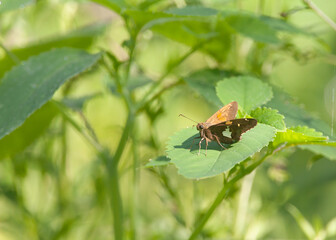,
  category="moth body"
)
[189,102,257,156]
